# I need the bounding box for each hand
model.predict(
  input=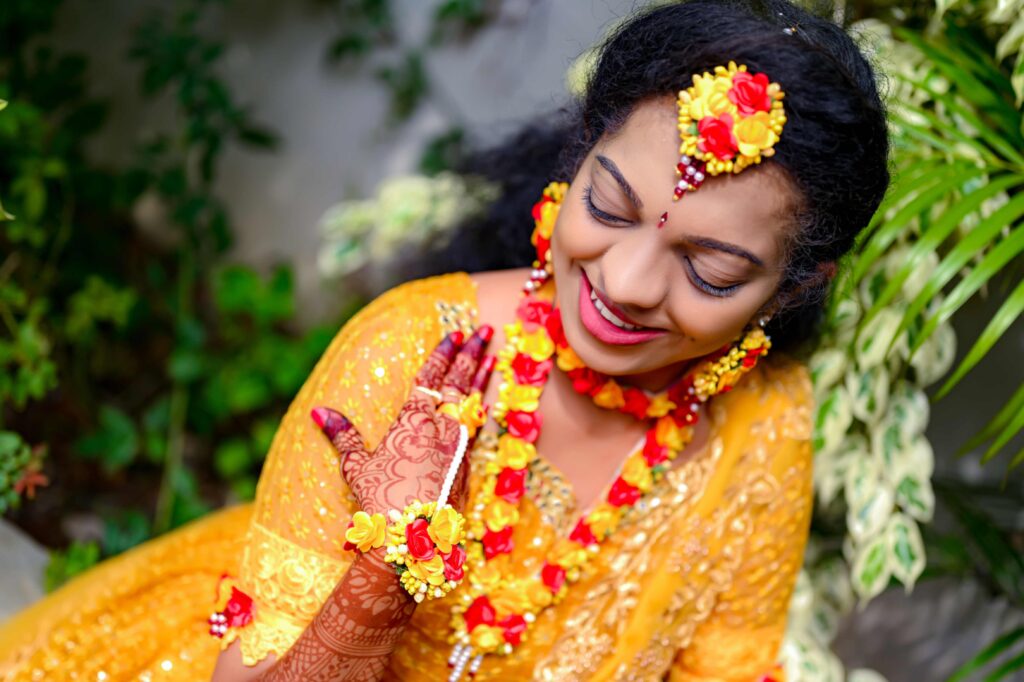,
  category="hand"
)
[311,327,495,516]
